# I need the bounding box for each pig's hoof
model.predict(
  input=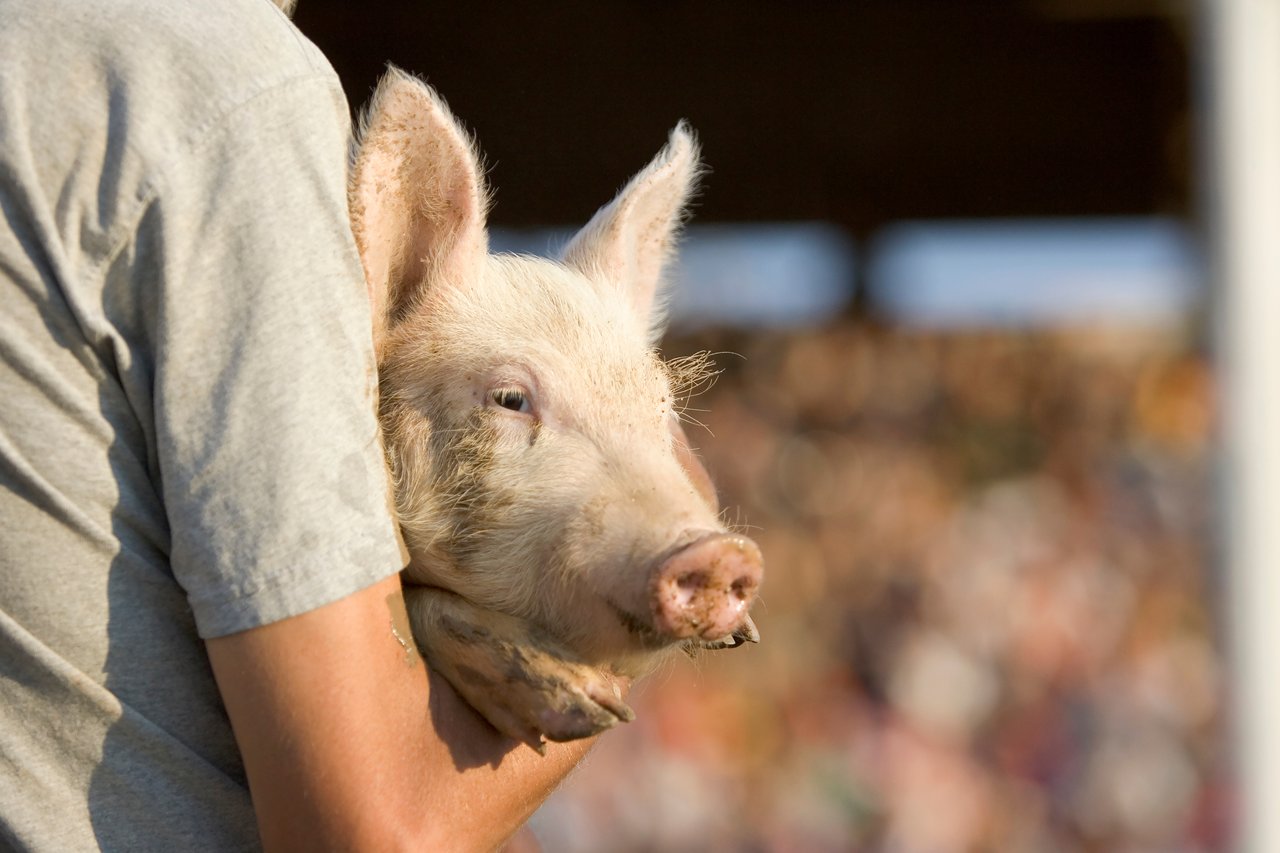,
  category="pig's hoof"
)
[509,656,635,745]
[458,652,635,751]
[407,588,635,749]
